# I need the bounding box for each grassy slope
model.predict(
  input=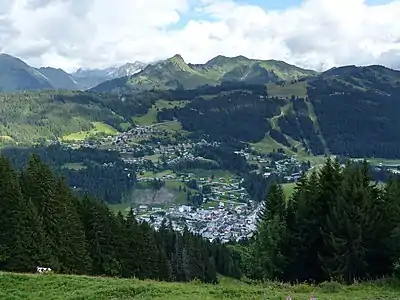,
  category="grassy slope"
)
[267,81,308,99]
[62,122,118,141]
[0,91,125,145]
[1,273,399,300]
[133,100,188,126]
